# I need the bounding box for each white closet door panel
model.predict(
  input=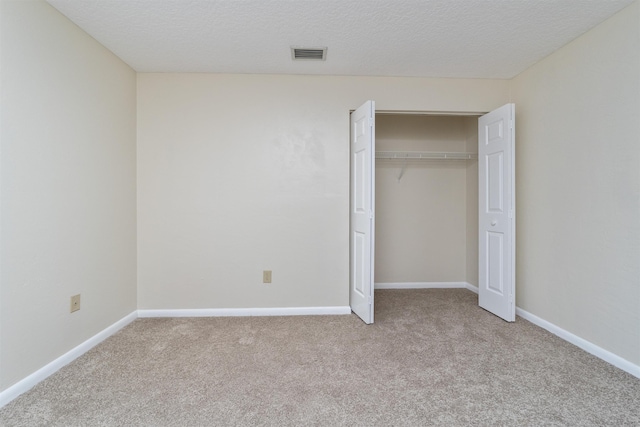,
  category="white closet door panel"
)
[350,100,375,324]
[479,104,515,322]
